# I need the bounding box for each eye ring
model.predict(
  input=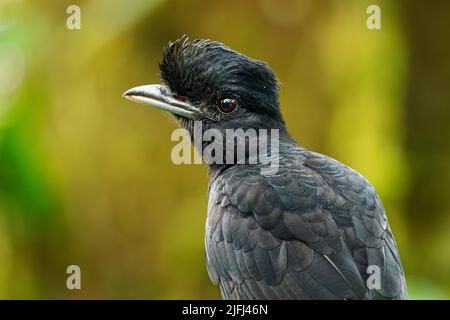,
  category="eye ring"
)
[217,97,238,114]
